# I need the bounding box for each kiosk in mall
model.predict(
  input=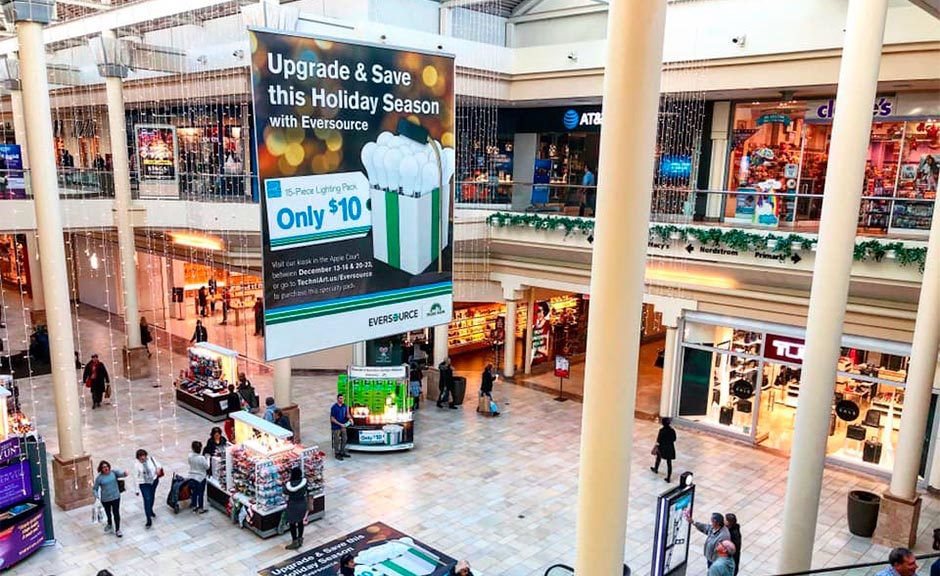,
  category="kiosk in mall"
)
[174,342,239,421]
[0,377,54,570]
[338,366,415,452]
[206,411,325,538]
